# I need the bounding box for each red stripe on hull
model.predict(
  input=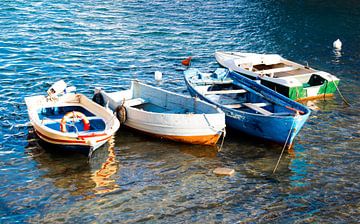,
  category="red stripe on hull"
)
[35,130,86,144]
